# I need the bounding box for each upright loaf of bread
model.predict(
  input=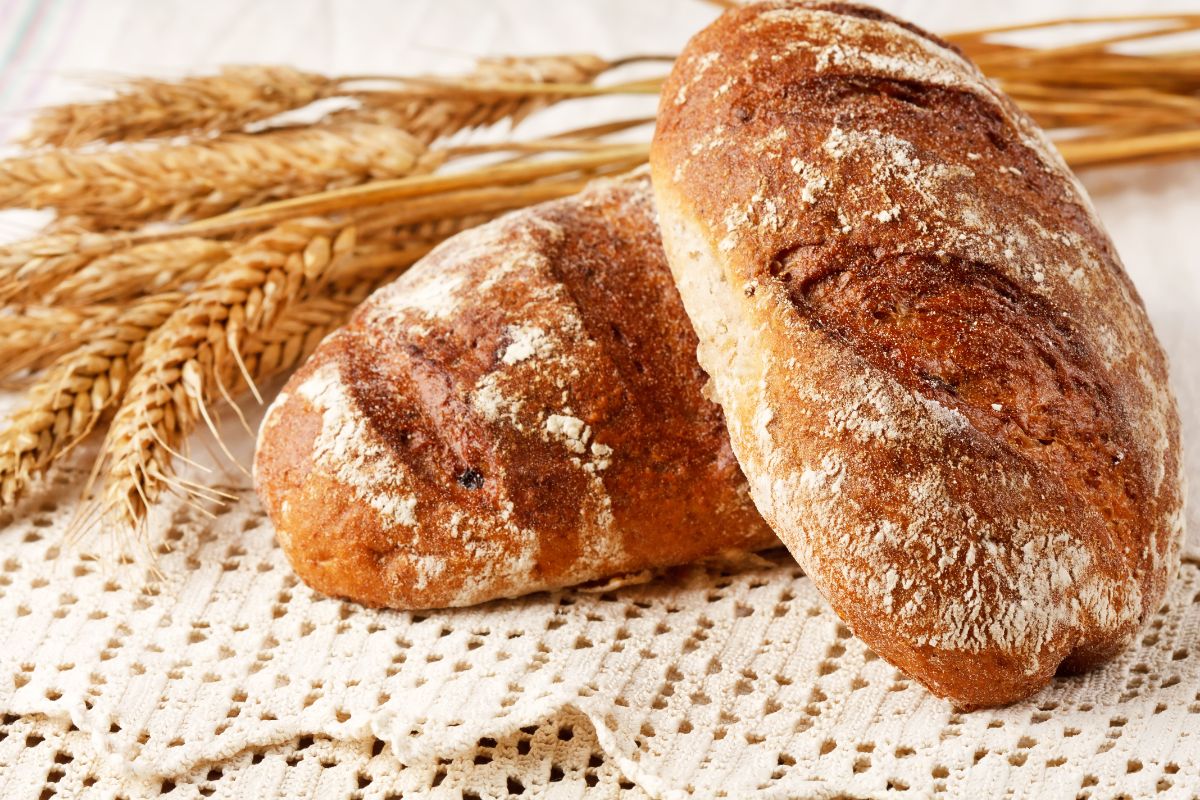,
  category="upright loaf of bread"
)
[254,173,776,609]
[650,1,1183,707]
